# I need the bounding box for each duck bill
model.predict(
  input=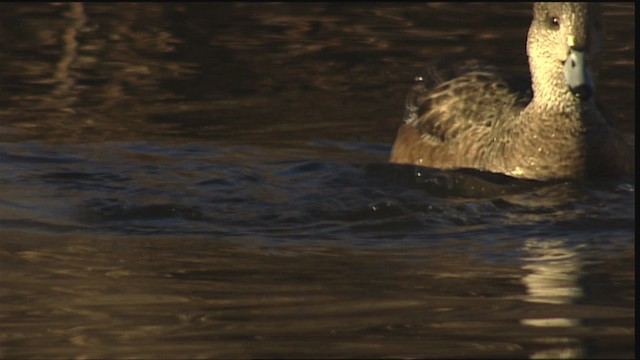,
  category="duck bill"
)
[563,48,594,100]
